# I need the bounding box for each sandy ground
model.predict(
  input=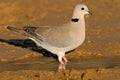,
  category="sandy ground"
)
[0,0,120,80]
